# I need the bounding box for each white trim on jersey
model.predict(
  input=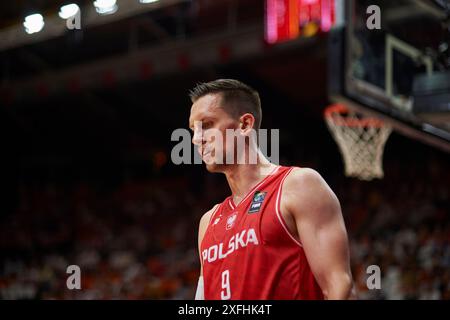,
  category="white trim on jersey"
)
[275,168,303,248]
[207,203,221,226]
